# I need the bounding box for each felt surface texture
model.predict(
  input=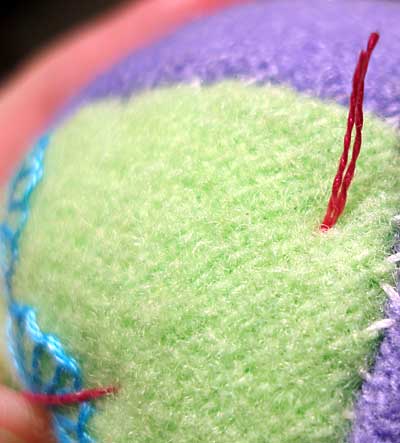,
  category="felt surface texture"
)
[72,0,400,127]
[64,1,400,439]
[12,82,400,442]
